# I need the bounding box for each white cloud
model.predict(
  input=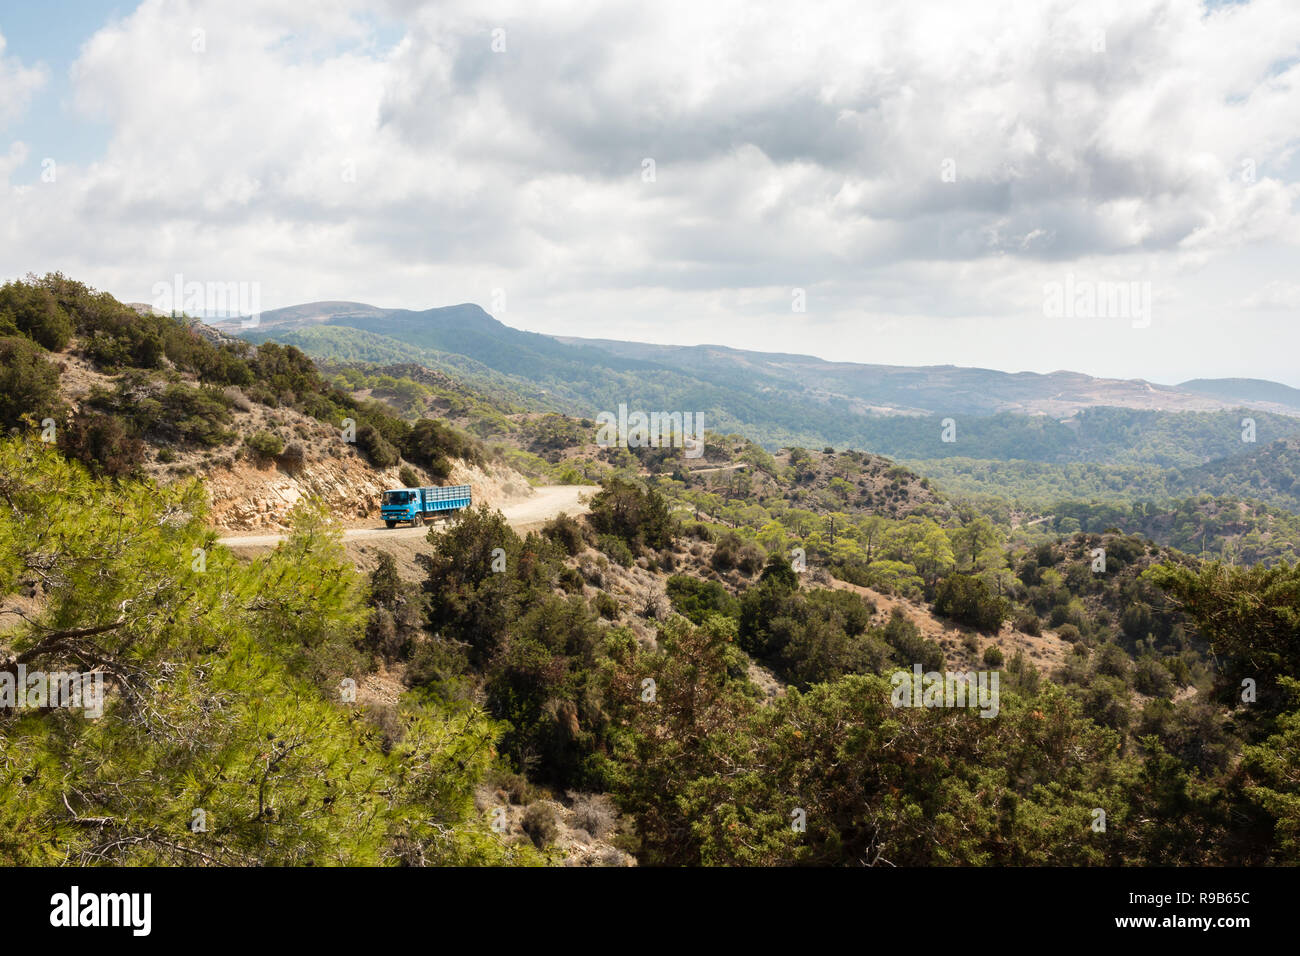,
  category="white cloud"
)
[0,31,46,128]
[1240,279,1300,310]
[1,0,1299,383]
